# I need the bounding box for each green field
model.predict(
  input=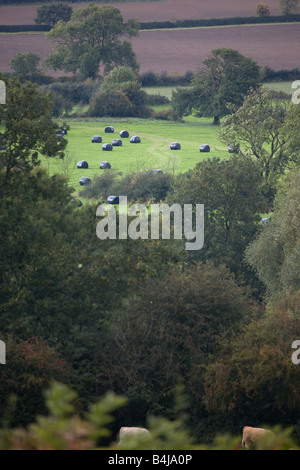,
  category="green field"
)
[144,81,294,98]
[41,80,293,197]
[264,81,295,94]
[43,116,229,195]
